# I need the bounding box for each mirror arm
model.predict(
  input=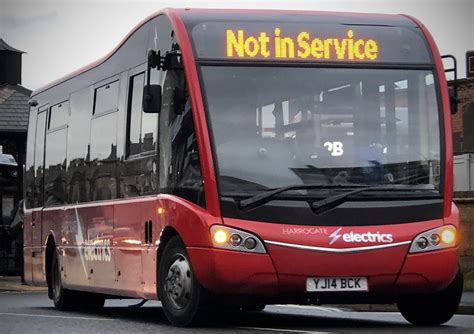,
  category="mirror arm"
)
[145,50,162,101]
[441,54,458,114]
